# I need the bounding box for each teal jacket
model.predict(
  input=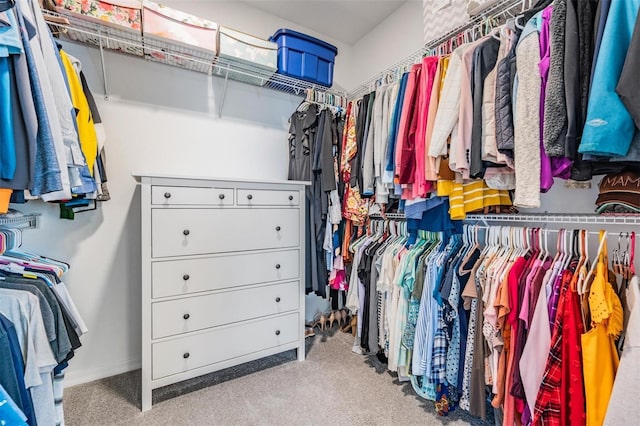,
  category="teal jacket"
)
[580,0,640,157]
